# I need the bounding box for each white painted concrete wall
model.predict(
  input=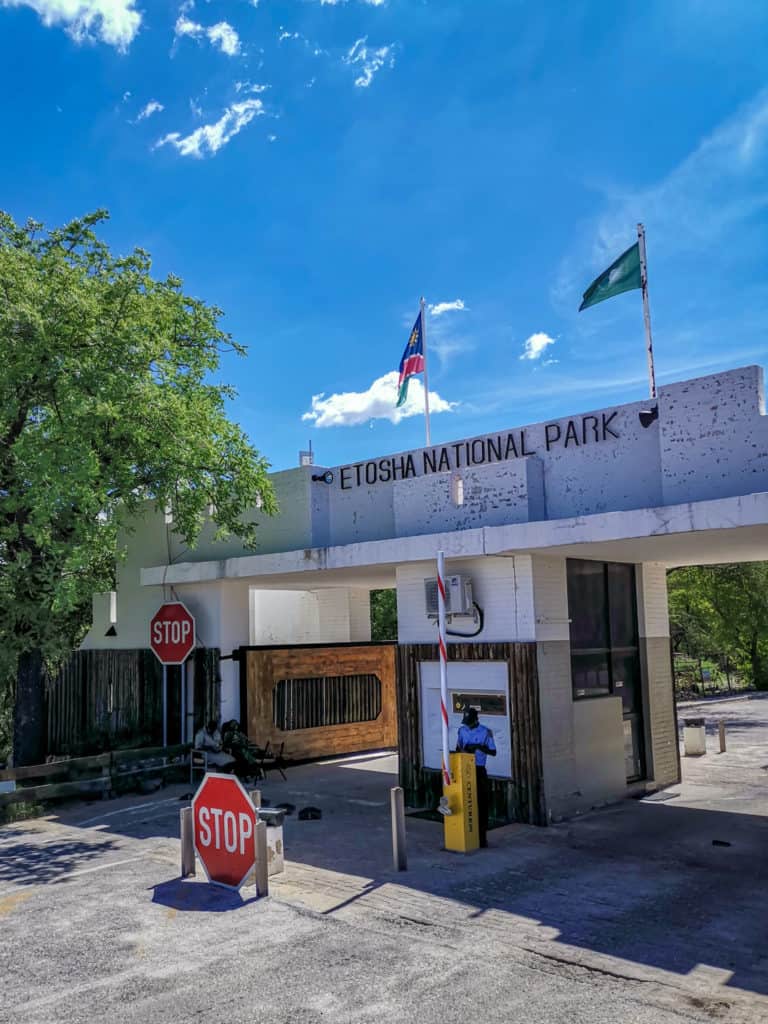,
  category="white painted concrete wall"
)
[660,366,768,506]
[93,367,768,594]
[250,587,372,646]
[395,555,536,644]
[392,459,545,538]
